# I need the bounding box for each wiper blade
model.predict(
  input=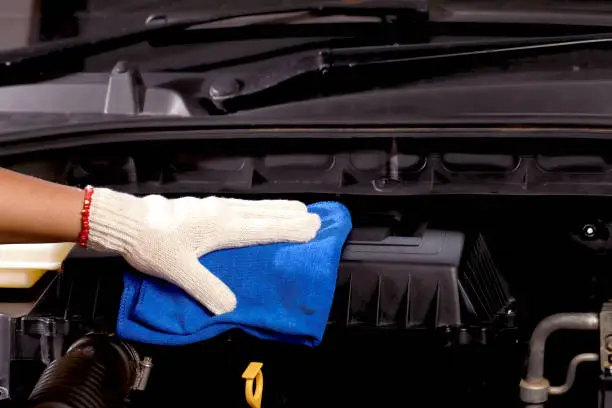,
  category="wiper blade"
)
[4,1,612,72]
[0,0,427,66]
[4,0,612,87]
